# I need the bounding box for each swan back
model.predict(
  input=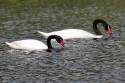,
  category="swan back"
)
[38,29,102,39]
[6,39,47,51]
